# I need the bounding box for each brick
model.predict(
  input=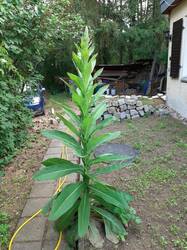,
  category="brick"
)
[13,241,42,250]
[45,147,62,156]
[120,112,127,120]
[108,107,116,114]
[49,140,63,148]
[130,109,139,116]
[138,110,145,117]
[136,100,143,106]
[66,153,78,162]
[43,154,61,160]
[30,182,55,198]
[118,98,125,106]
[34,180,56,185]
[45,222,59,242]
[136,106,143,111]
[15,217,46,242]
[21,198,49,217]
[42,240,66,250]
[144,105,149,112]
[131,115,140,119]
[67,173,77,183]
